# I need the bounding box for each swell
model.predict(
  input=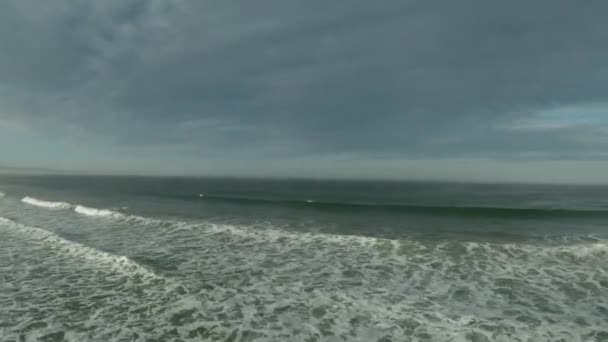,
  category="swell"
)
[171,194,608,219]
[22,193,608,220]
[0,216,161,279]
[7,200,608,264]
[16,195,608,258]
